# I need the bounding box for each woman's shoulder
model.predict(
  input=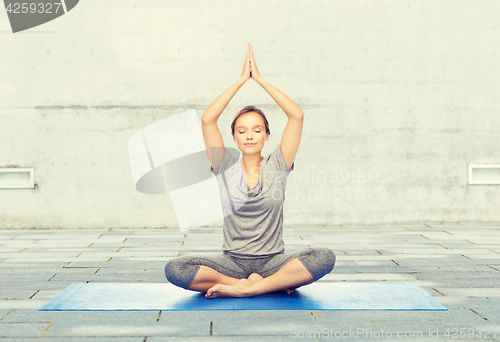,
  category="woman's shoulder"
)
[211,147,240,175]
[263,145,294,173]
